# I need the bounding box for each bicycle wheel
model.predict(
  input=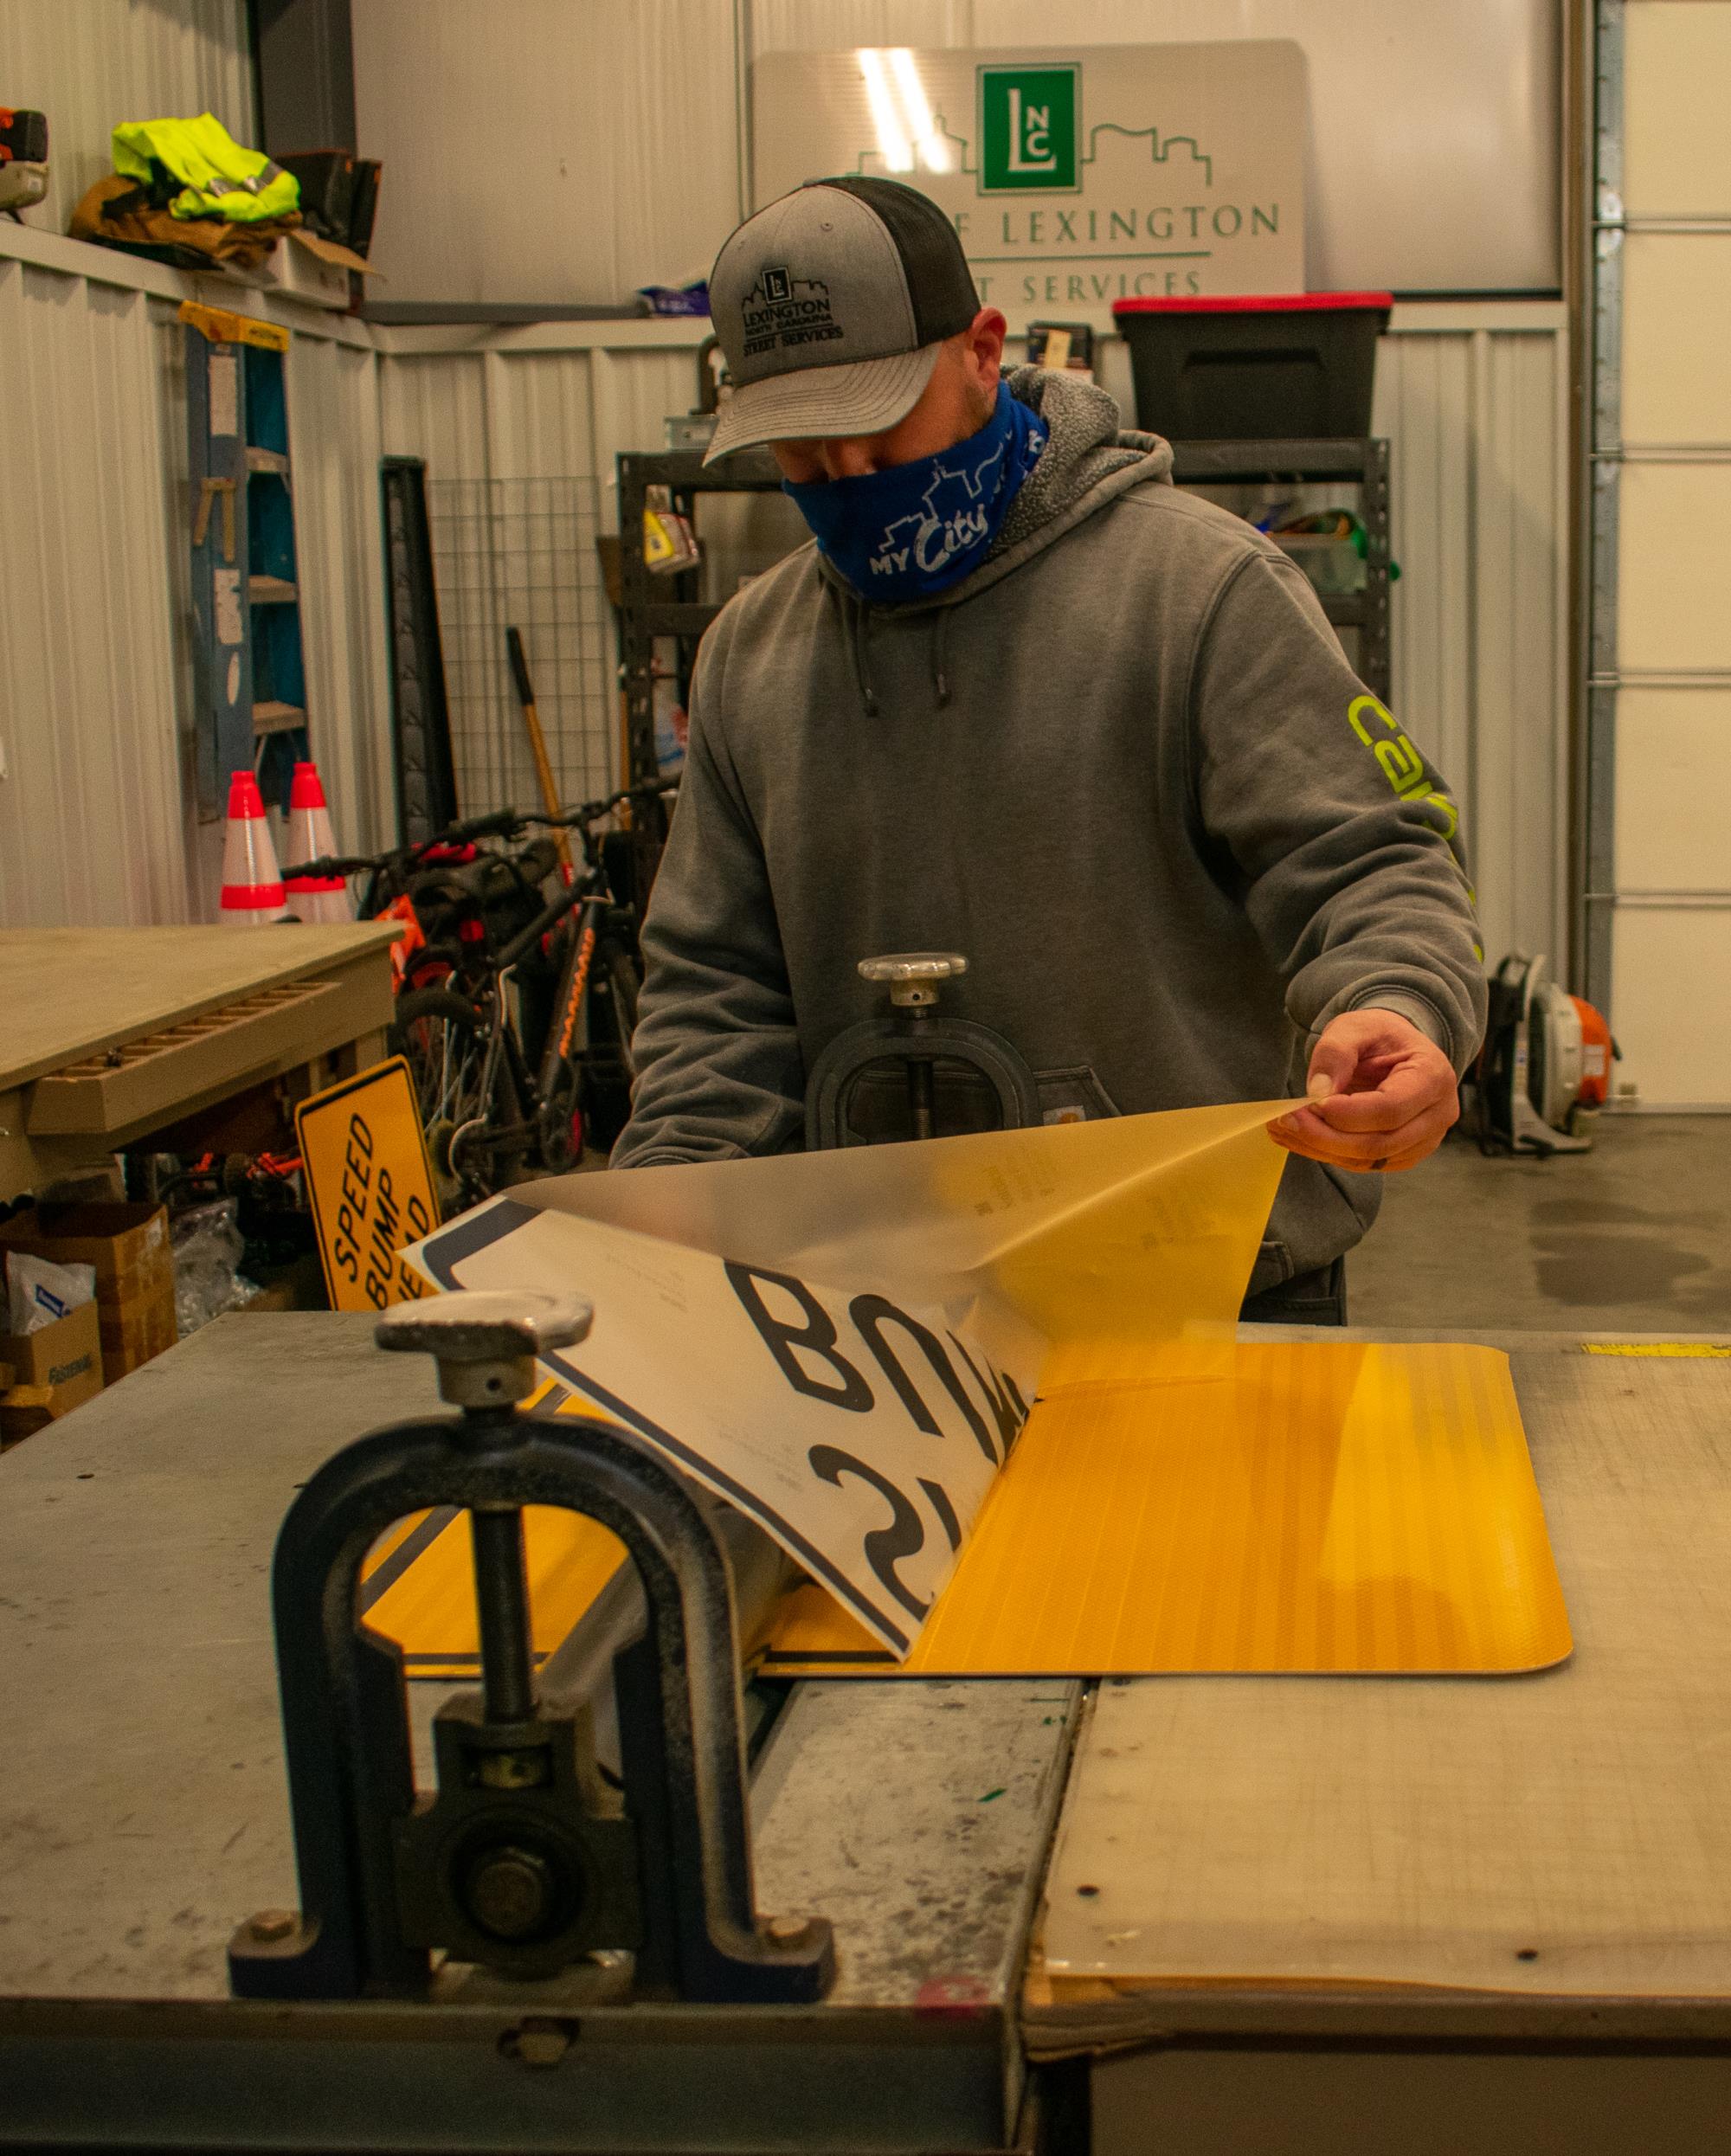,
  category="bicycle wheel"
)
[390,987,512,1210]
